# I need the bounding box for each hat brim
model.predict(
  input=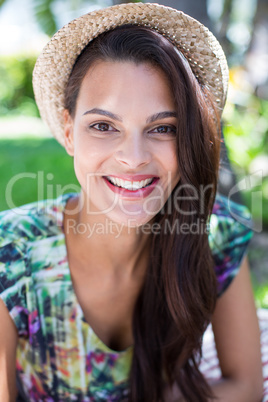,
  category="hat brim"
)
[33,2,229,146]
